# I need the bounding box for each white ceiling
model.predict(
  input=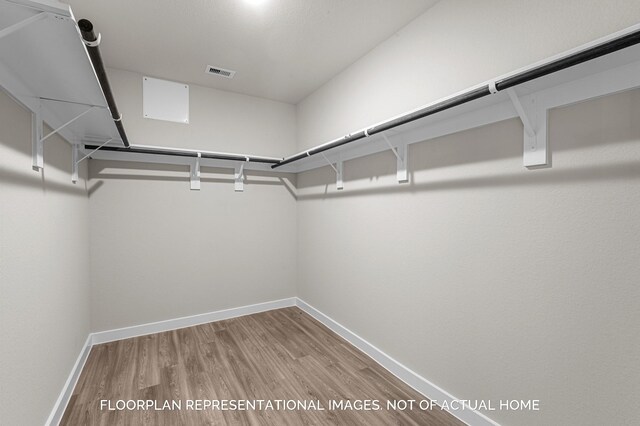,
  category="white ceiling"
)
[66,0,437,104]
